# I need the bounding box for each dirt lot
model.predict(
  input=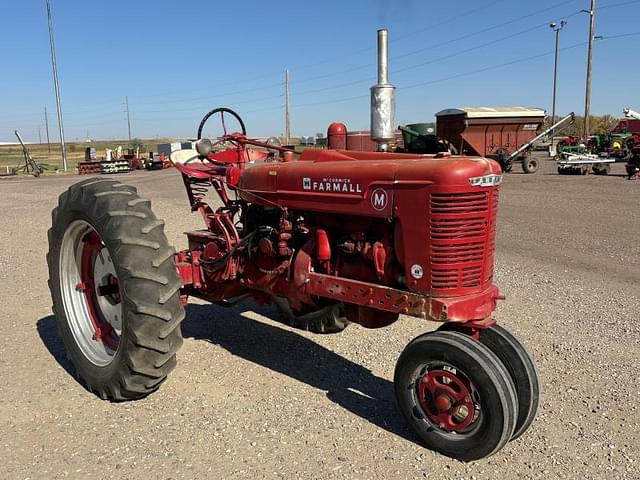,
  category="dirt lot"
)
[0,156,638,479]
